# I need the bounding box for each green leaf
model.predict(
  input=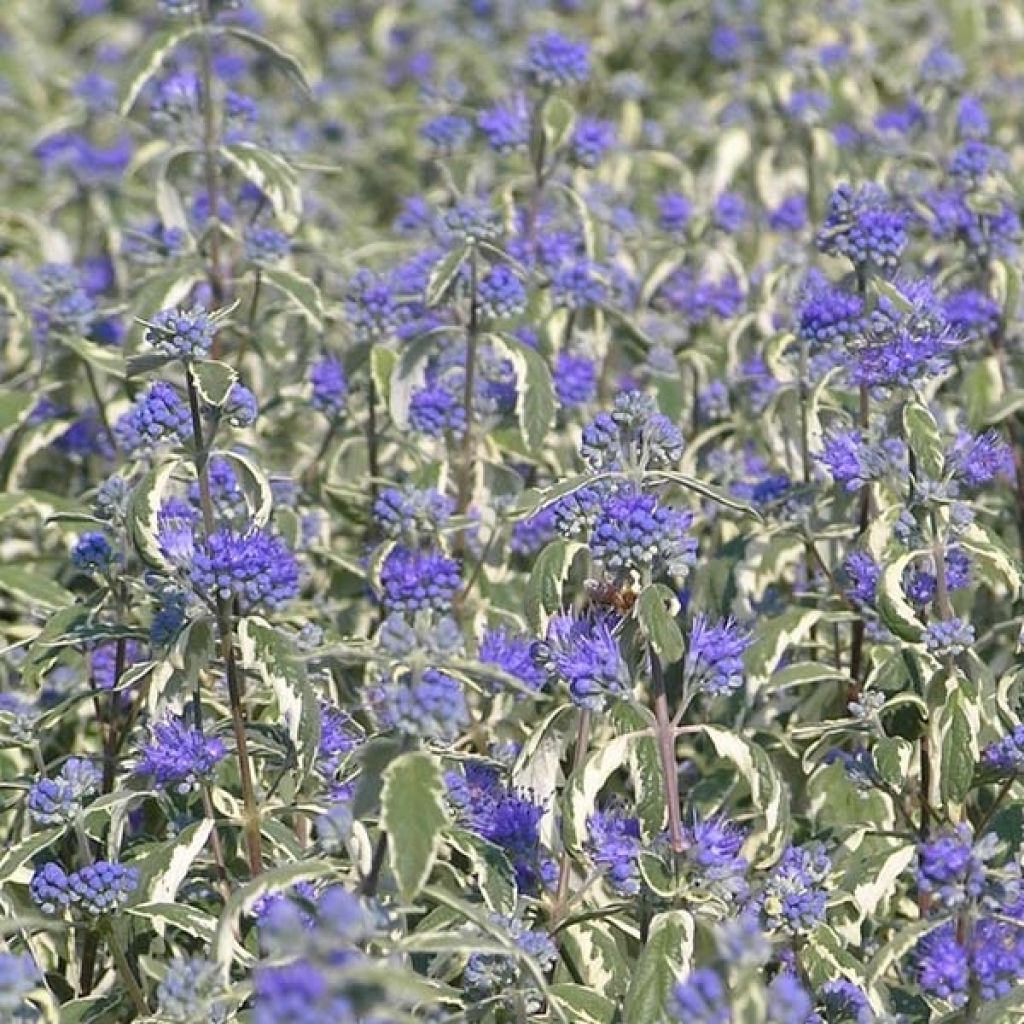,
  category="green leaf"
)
[877,552,925,642]
[0,827,64,884]
[135,819,213,903]
[381,751,448,900]
[445,829,517,915]
[119,24,201,114]
[559,919,630,1001]
[801,923,868,990]
[624,910,694,1024]
[126,265,204,354]
[549,984,615,1024]
[963,355,1004,430]
[58,335,124,379]
[902,400,944,479]
[636,584,685,665]
[125,351,175,378]
[563,731,647,855]
[262,266,324,329]
[0,390,34,433]
[388,332,437,430]
[222,27,313,95]
[129,460,180,570]
[524,538,588,633]
[370,346,396,405]
[744,607,823,693]
[238,616,321,786]
[959,521,1022,599]
[425,246,468,308]
[126,902,218,944]
[493,333,556,454]
[0,567,73,612]
[874,736,913,789]
[221,143,302,233]
[700,726,790,865]
[216,450,273,526]
[611,704,664,837]
[190,360,238,408]
[647,470,762,518]
[933,687,979,806]
[542,95,576,153]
